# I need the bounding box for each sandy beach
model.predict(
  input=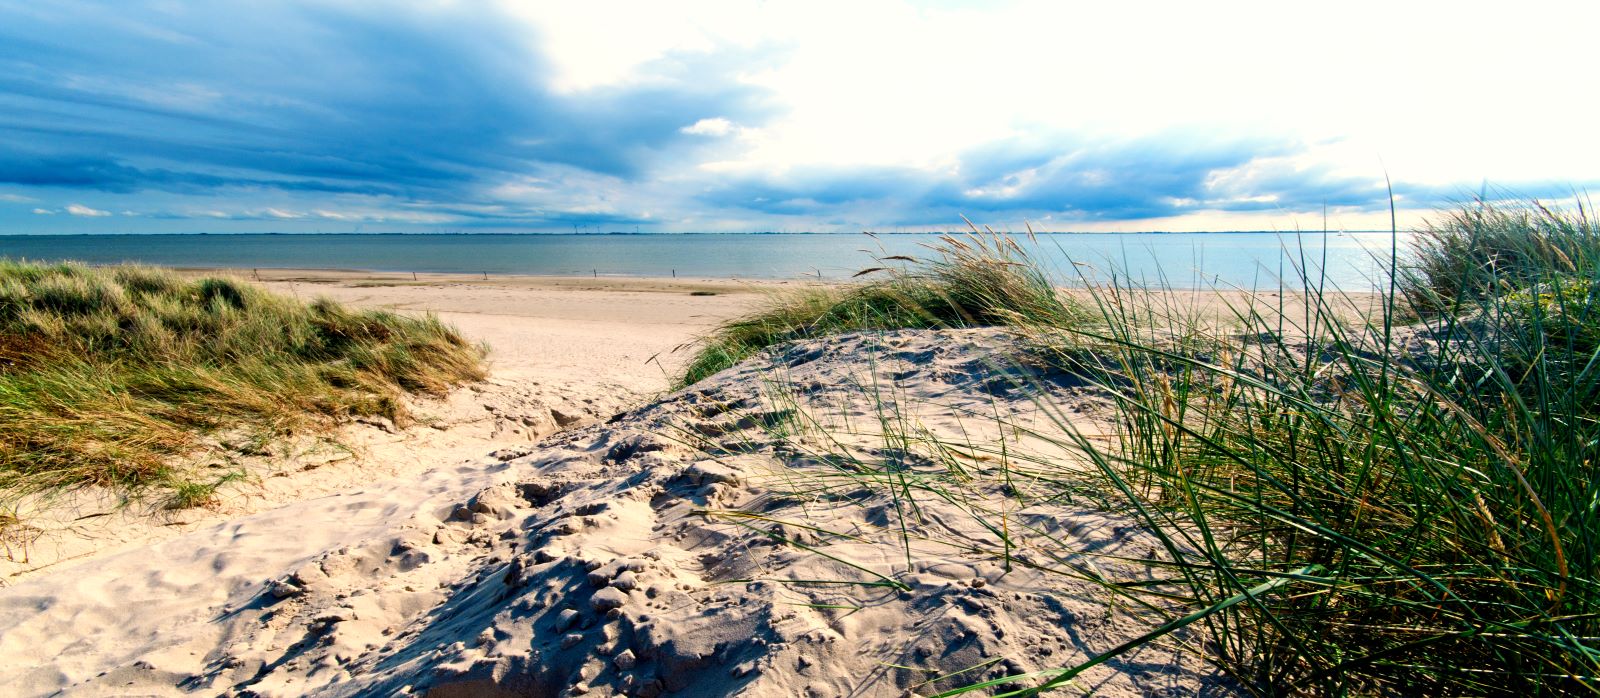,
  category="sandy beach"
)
[246,270,794,391]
